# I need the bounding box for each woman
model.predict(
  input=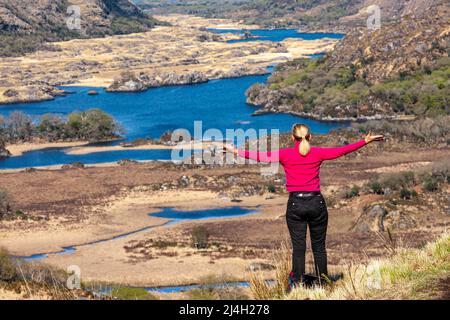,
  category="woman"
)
[225,124,384,286]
